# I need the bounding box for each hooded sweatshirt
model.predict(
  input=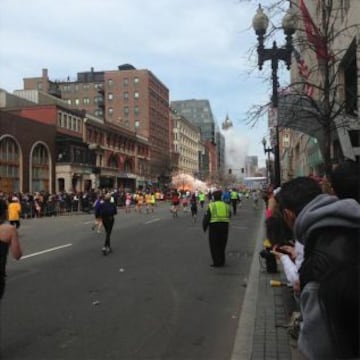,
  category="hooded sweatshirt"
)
[294,194,360,359]
[294,193,360,246]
